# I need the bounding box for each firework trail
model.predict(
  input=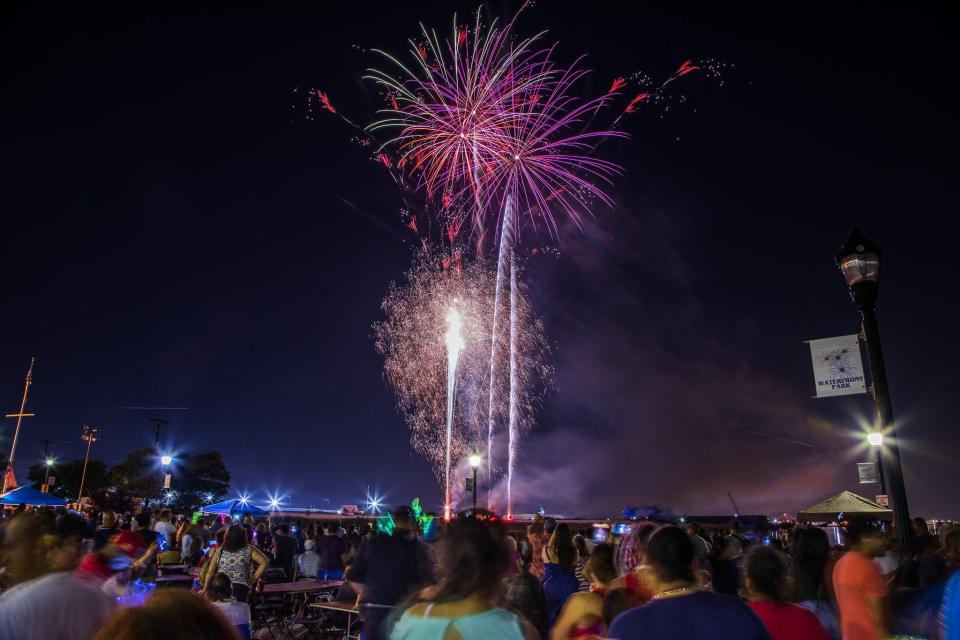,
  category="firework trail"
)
[507,246,519,518]
[373,248,550,507]
[485,202,511,508]
[444,306,465,519]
